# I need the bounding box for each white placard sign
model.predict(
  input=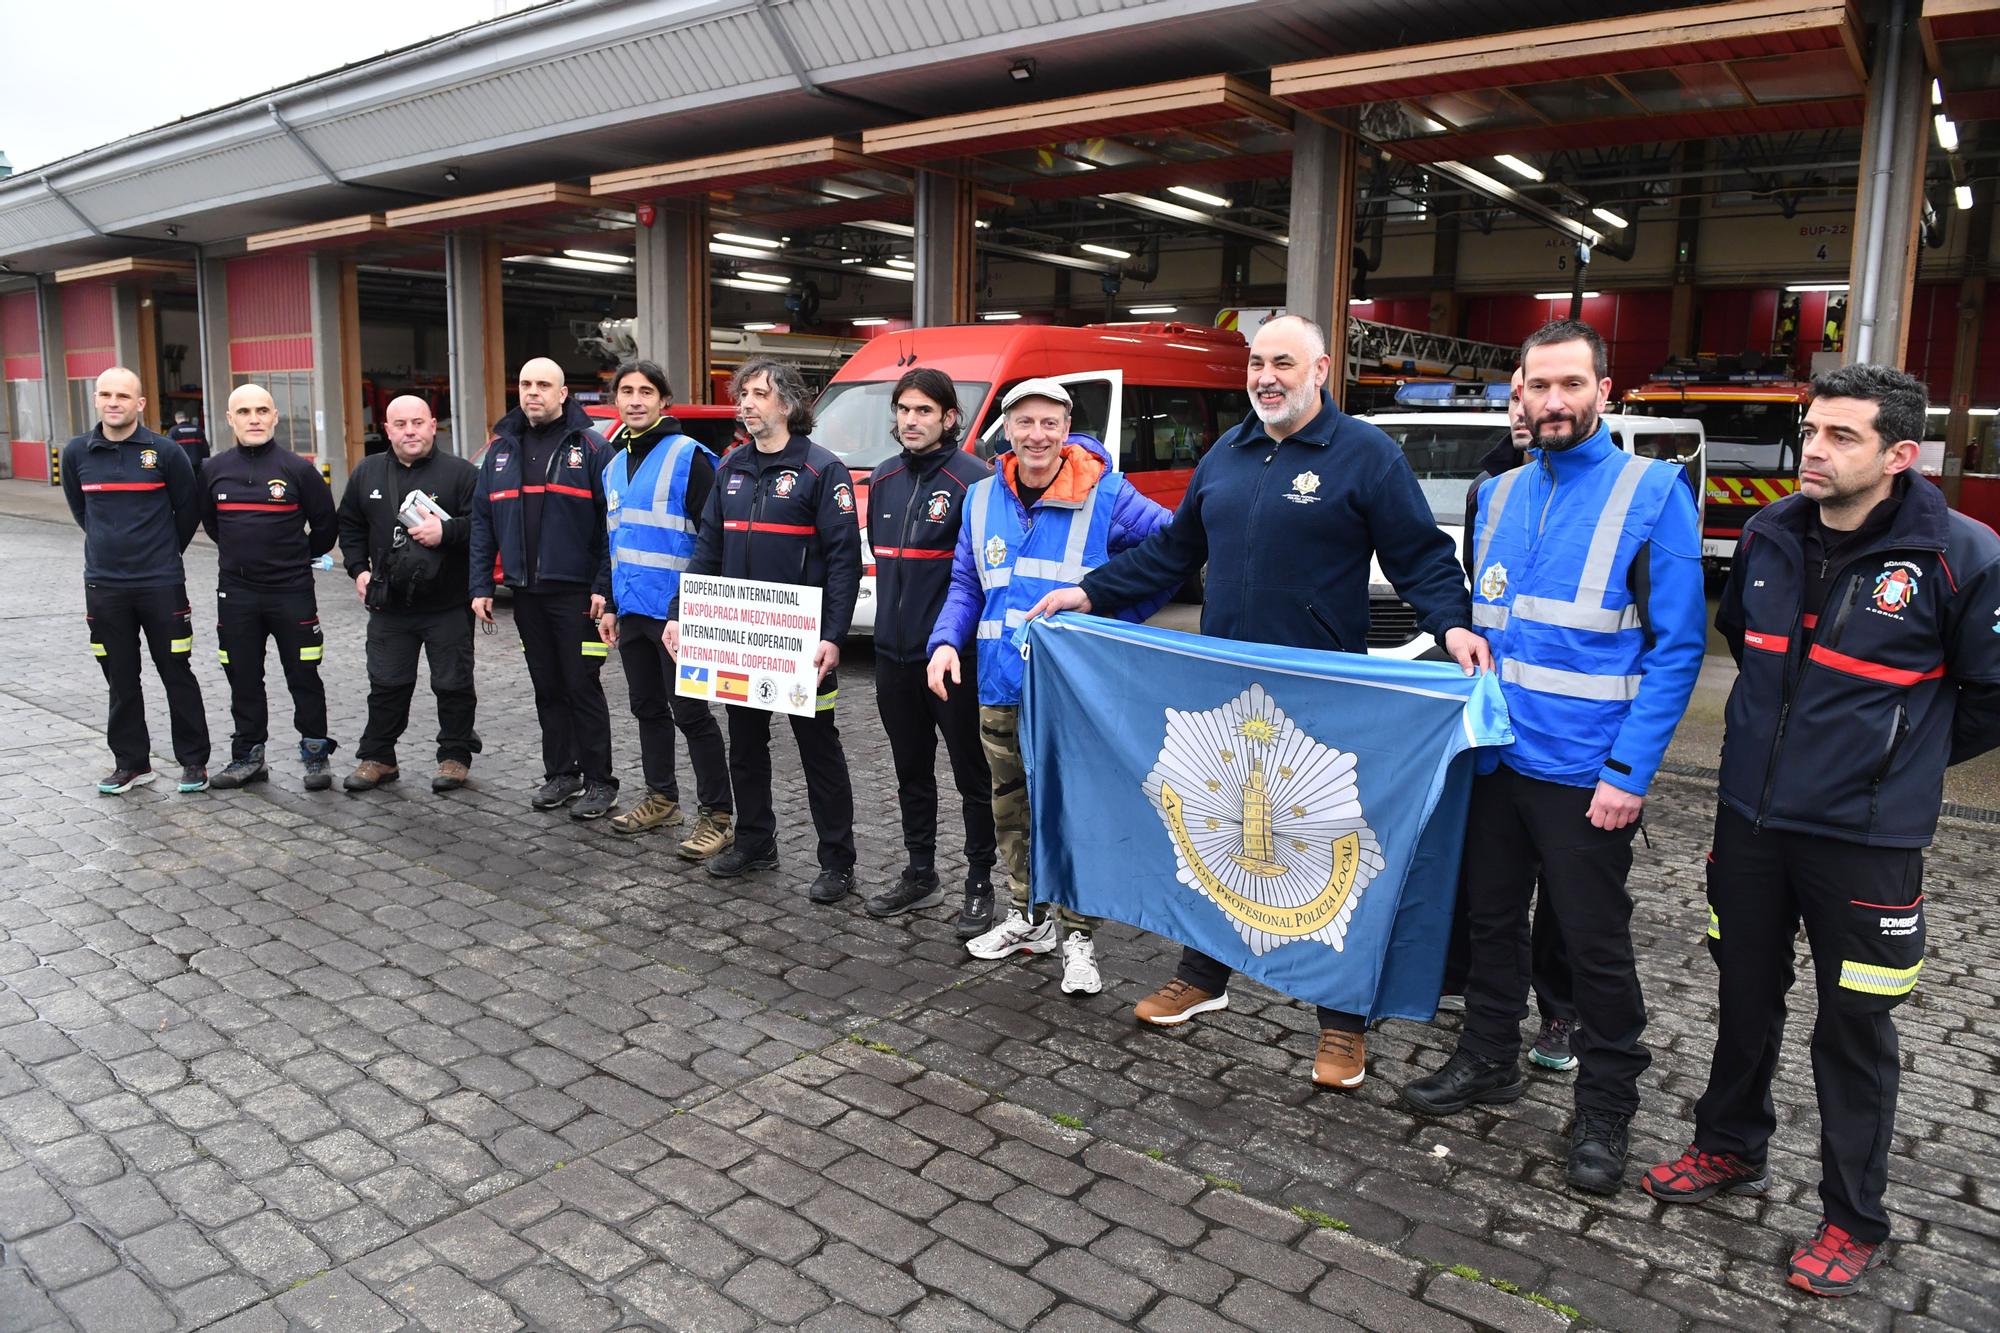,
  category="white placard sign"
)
[674,574,824,717]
